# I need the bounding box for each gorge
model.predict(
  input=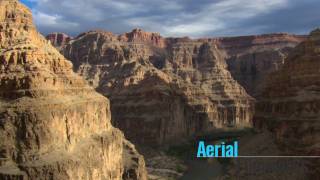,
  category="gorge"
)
[46,28,319,179]
[50,29,305,147]
[0,0,319,179]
